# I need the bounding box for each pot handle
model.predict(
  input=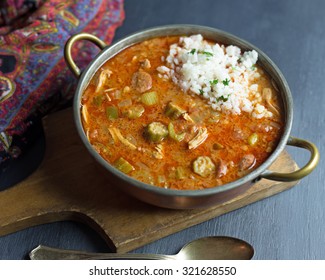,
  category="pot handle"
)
[64,33,107,78]
[260,136,319,182]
